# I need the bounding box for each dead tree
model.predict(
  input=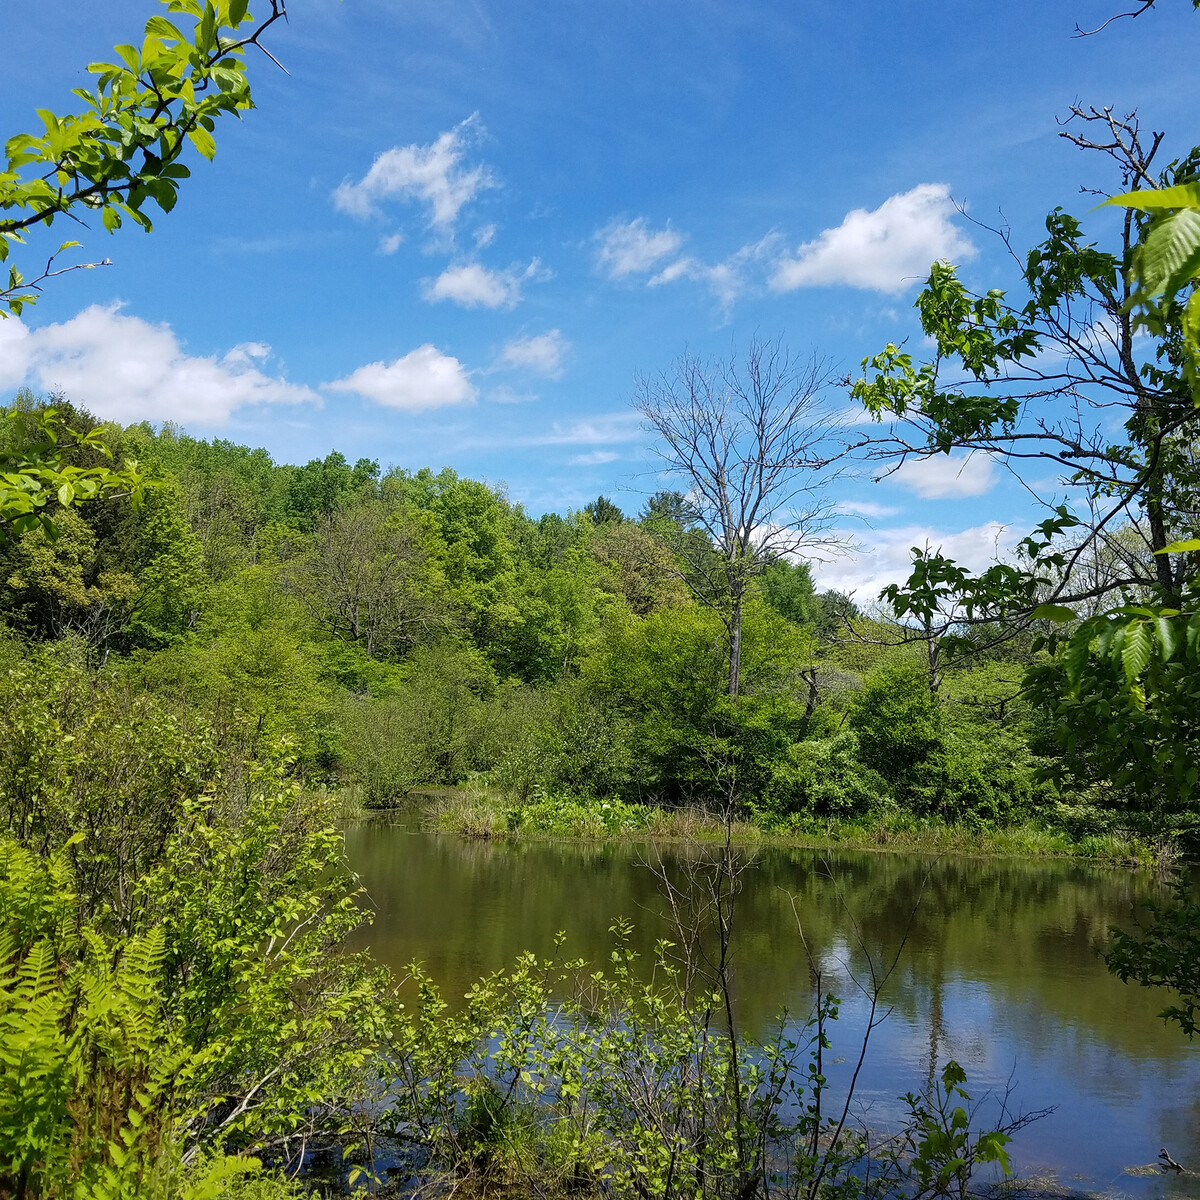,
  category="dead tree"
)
[635,337,845,698]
